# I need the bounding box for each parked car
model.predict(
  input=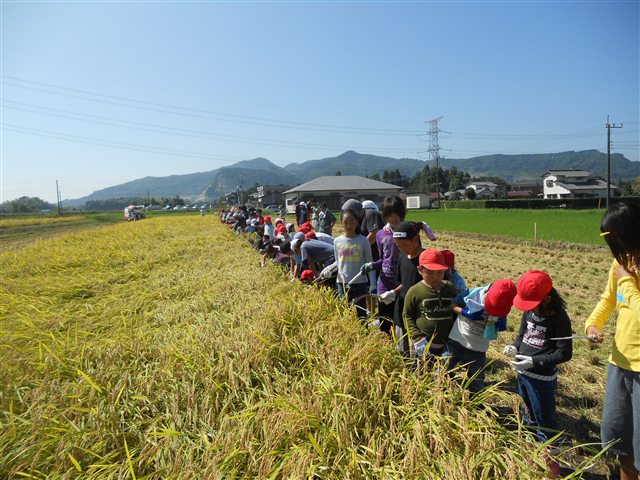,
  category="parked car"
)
[266,205,279,212]
[173,206,181,210]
